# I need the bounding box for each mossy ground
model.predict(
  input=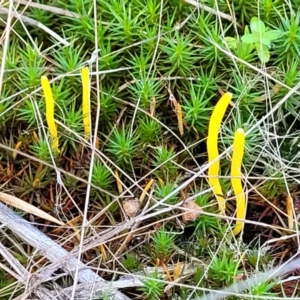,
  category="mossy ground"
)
[1,0,300,299]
